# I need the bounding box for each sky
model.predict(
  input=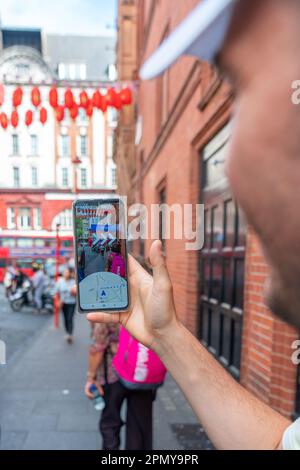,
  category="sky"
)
[0,0,117,36]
